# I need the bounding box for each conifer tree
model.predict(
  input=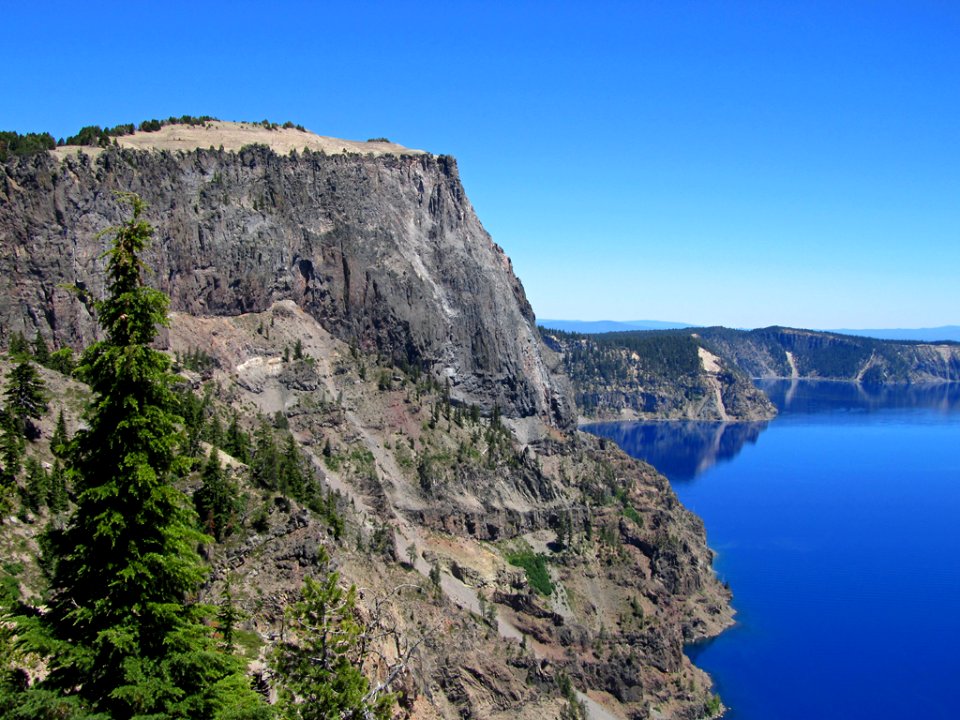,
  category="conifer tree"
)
[3,361,48,440]
[224,413,251,464]
[22,456,49,513]
[0,408,23,491]
[35,194,268,719]
[194,447,240,541]
[32,331,50,367]
[250,422,280,490]
[51,408,69,458]
[270,547,393,720]
[6,332,29,361]
[47,459,68,514]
